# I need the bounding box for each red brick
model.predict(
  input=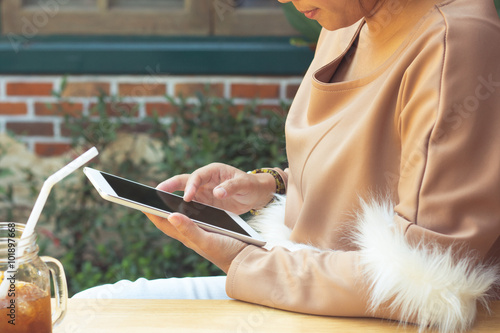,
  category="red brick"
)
[118,83,166,97]
[35,102,83,117]
[174,83,224,98]
[61,82,110,97]
[60,123,73,138]
[89,102,139,117]
[145,103,175,117]
[35,142,72,157]
[286,84,300,99]
[6,82,53,96]
[60,121,93,138]
[0,102,28,115]
[6,122,54,137]
[231,83,280,99]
